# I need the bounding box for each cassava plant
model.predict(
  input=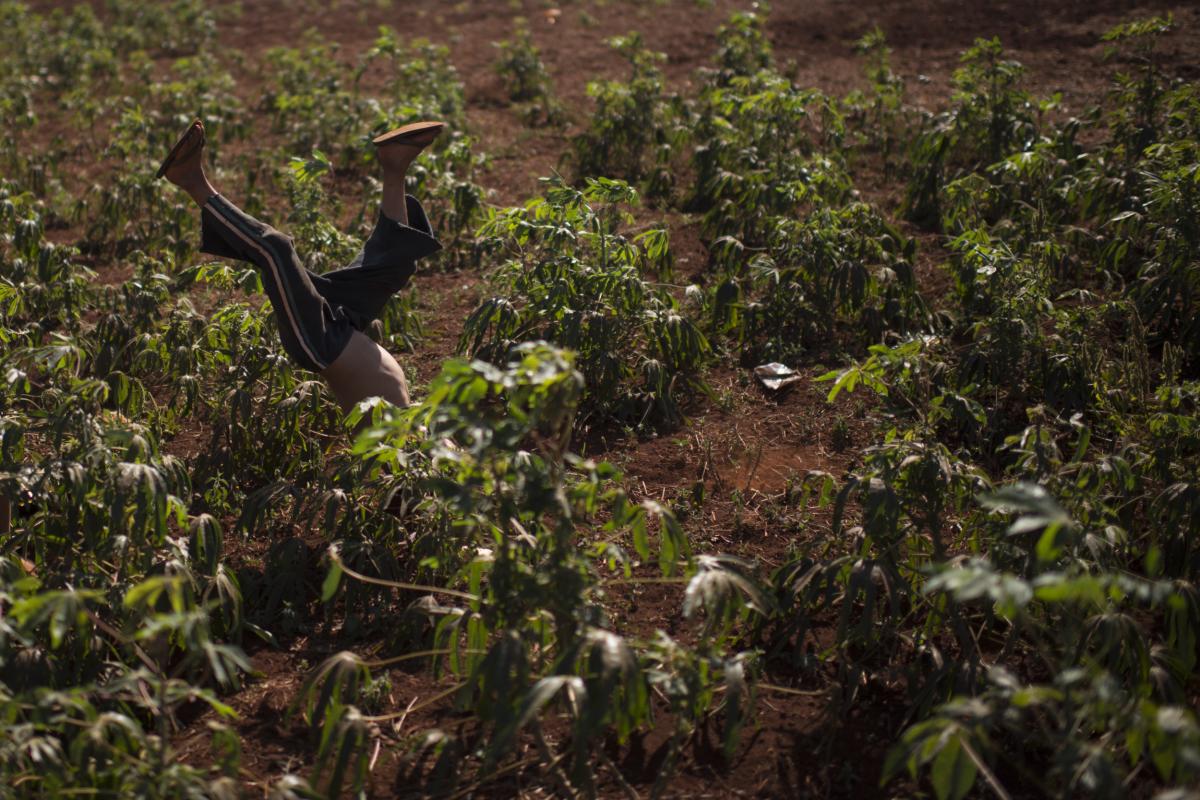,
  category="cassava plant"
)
[493,23,566,127]
[461,176,710,430]
[307,343,762,795]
